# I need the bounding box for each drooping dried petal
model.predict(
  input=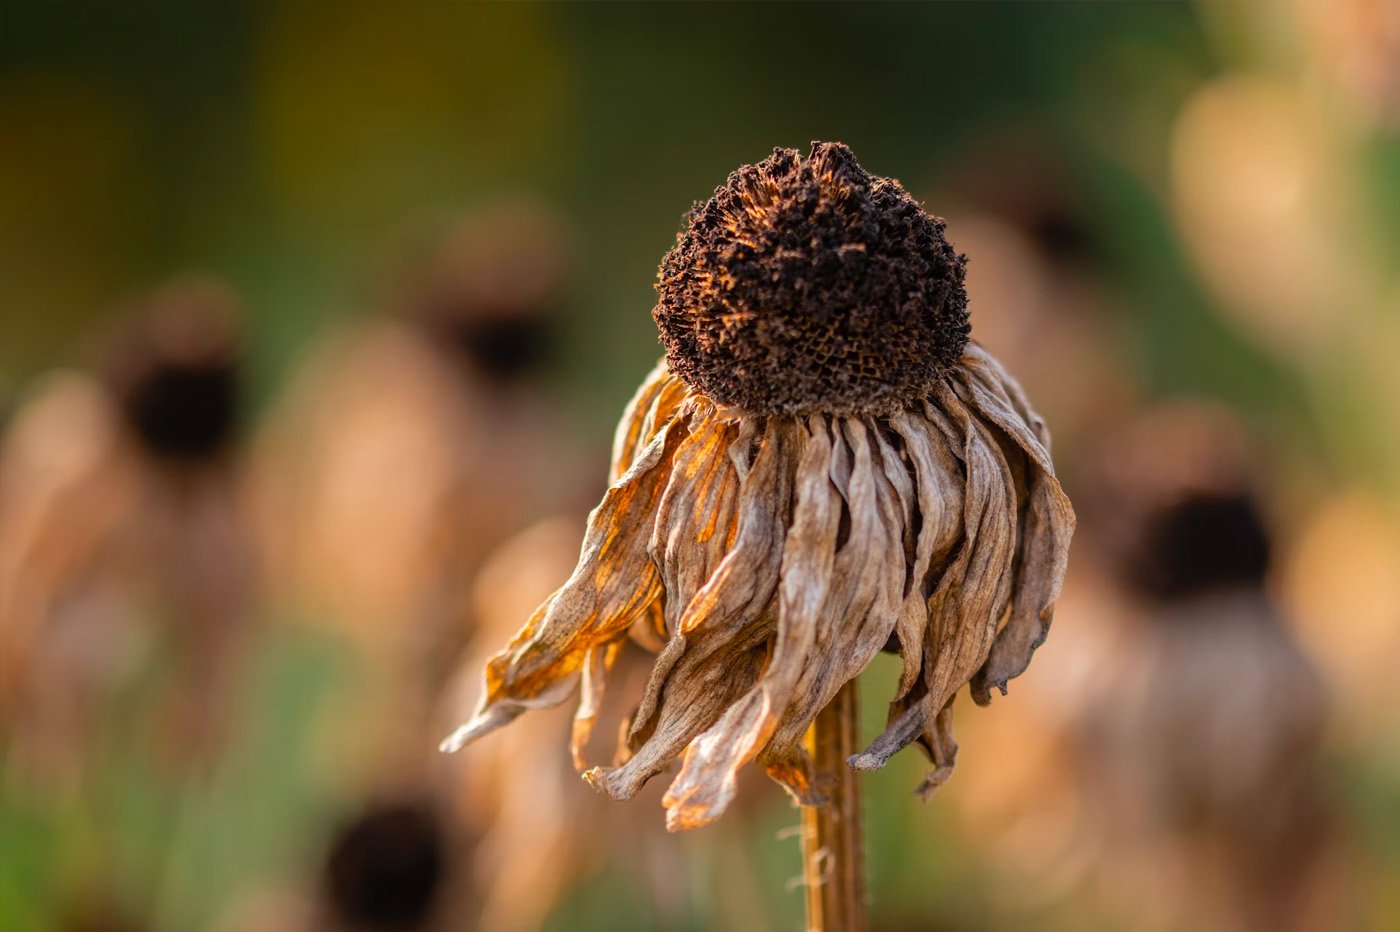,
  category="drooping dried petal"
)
[952,346,1076,705]
[611,360,689,482]
[575,409,744,771]
[760,419,906,802]
[851,385,1017,780]
[658,418,841,829]
[648,413,742,637]
[884,408,966,703]
[444,343,1074,823]
[440,411,690,753]
[585,419,792,804]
